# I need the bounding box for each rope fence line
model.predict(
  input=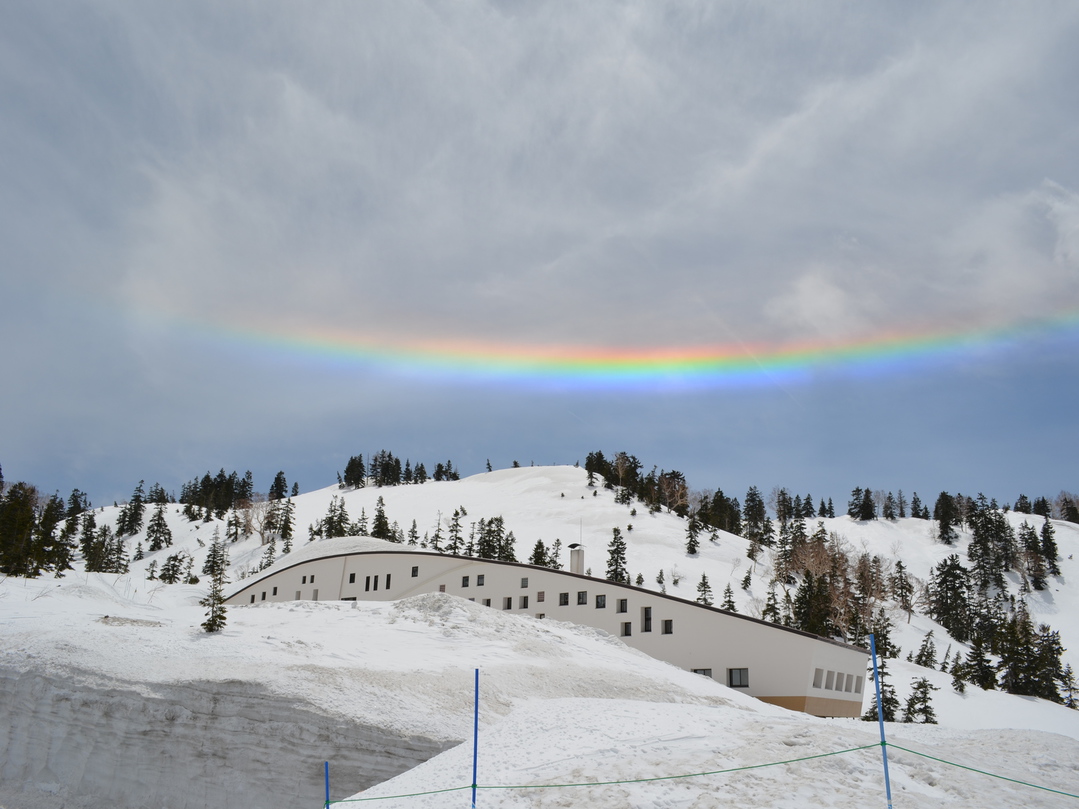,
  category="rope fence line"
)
[888,743,1079,800]
[327,740,1079,805]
